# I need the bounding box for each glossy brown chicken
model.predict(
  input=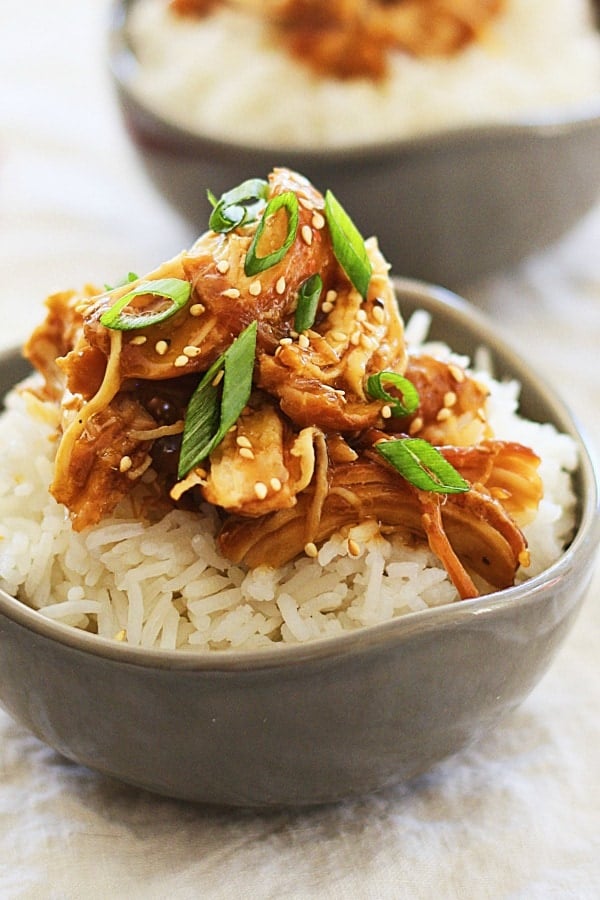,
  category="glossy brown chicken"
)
[25,168,542,600]
[169,0,505,80]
